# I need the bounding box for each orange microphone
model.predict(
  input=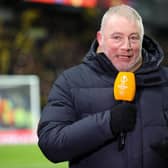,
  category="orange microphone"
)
[114,72,136,102]
[114,72,136,150]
